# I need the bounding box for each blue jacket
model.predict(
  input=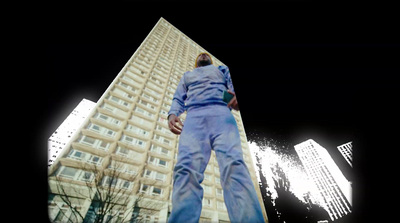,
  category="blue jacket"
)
[168,64,234,117]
